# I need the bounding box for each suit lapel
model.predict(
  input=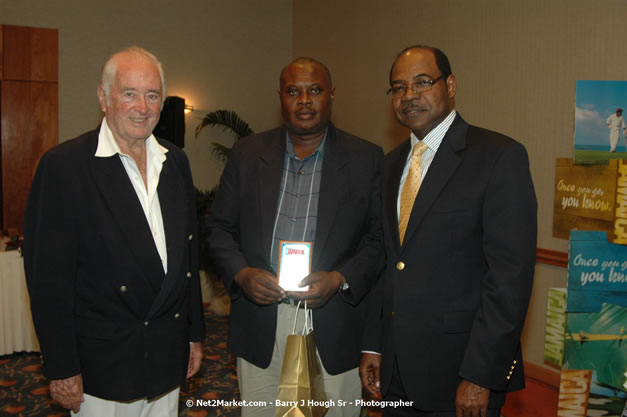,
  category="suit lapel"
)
[89,153,165,297]
[258,130,287,266]
[401,115,468,248]
[313,124,348,267]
